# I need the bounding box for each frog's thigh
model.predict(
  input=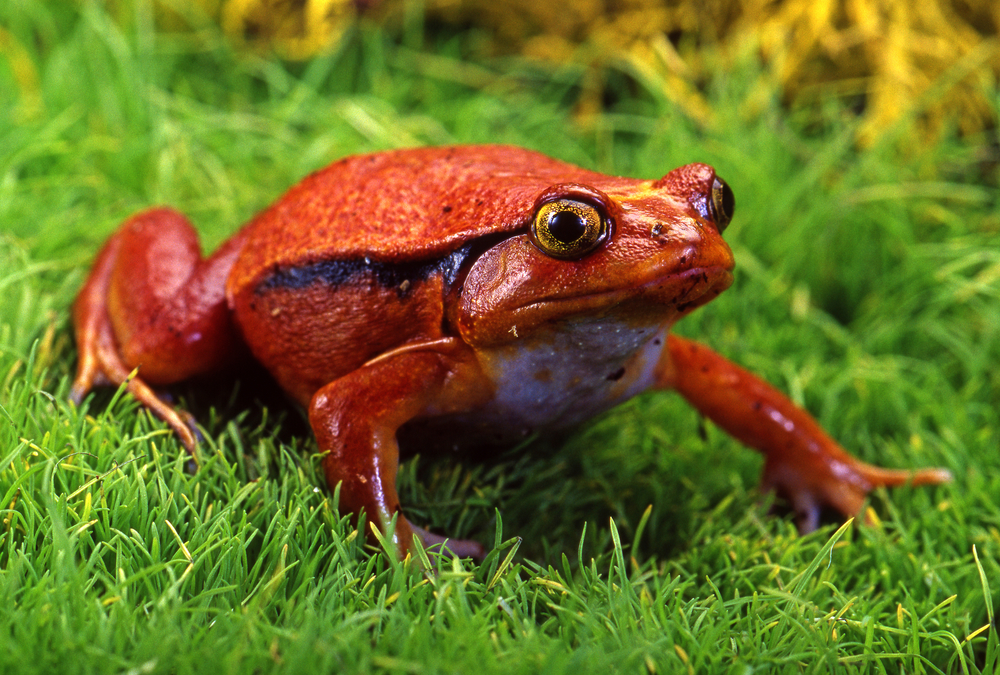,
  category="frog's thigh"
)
[308,345,489,556]
[102,208,244,384]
